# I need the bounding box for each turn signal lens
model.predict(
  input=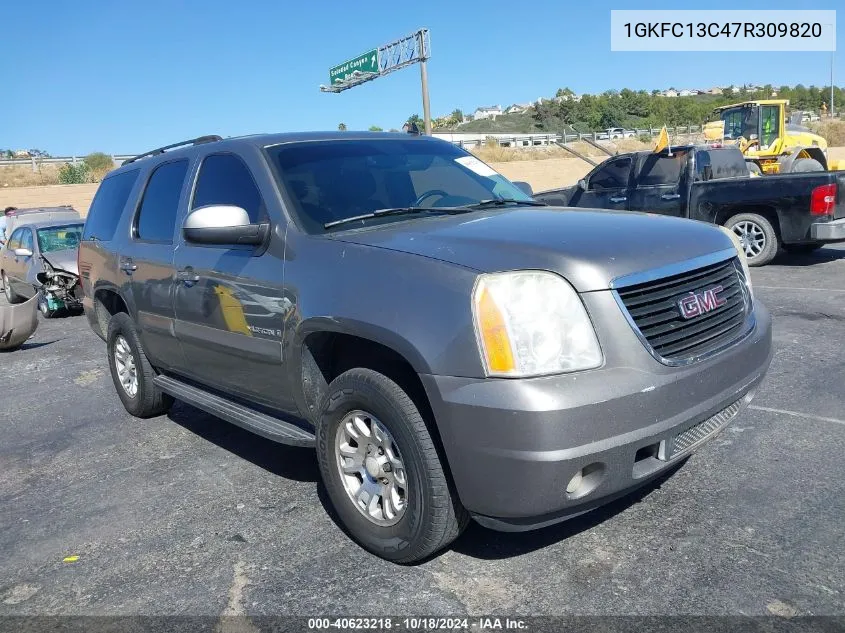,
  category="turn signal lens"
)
[472,271,602,377]
[475,286,515,374]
